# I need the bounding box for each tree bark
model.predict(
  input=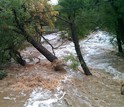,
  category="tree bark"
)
[116,17,123,53]
[12,9,58,62]
[108,1,124,53]
[116,35,123,53]
[23,33,64,72]
[10,49,26,66]
[70,22,92,75]
[24,33,58,62]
